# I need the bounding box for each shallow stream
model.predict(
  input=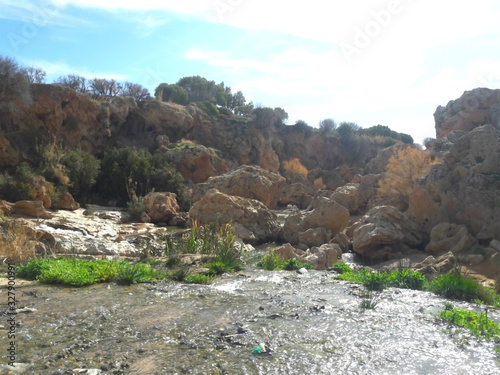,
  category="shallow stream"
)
[5,269,500,374]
